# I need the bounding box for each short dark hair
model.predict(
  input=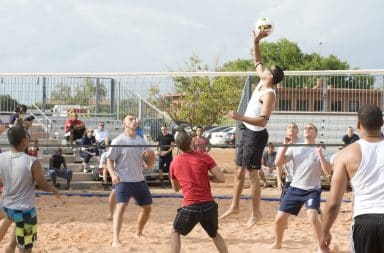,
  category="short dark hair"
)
[20,105,27,113]
[7,125,27,147]
[358,105,383,131]
[175,130,192,152]
[270,65,284,84]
